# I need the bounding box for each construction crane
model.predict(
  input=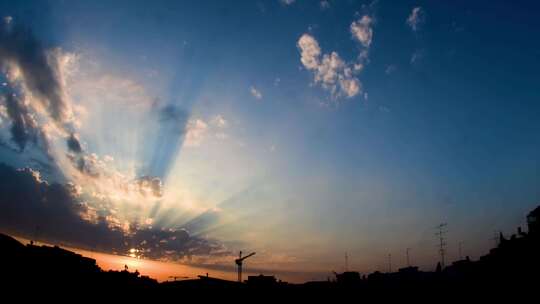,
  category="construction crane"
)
[235,251,255,283]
